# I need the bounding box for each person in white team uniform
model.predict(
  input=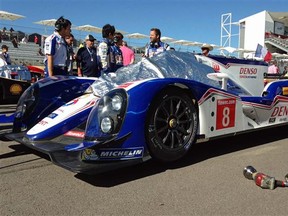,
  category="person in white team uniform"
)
[44,16,72,77]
